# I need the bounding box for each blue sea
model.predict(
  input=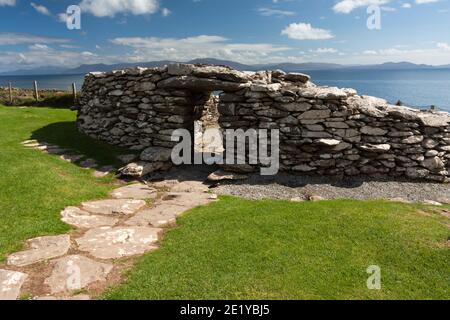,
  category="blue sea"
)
[1,69,450,111]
